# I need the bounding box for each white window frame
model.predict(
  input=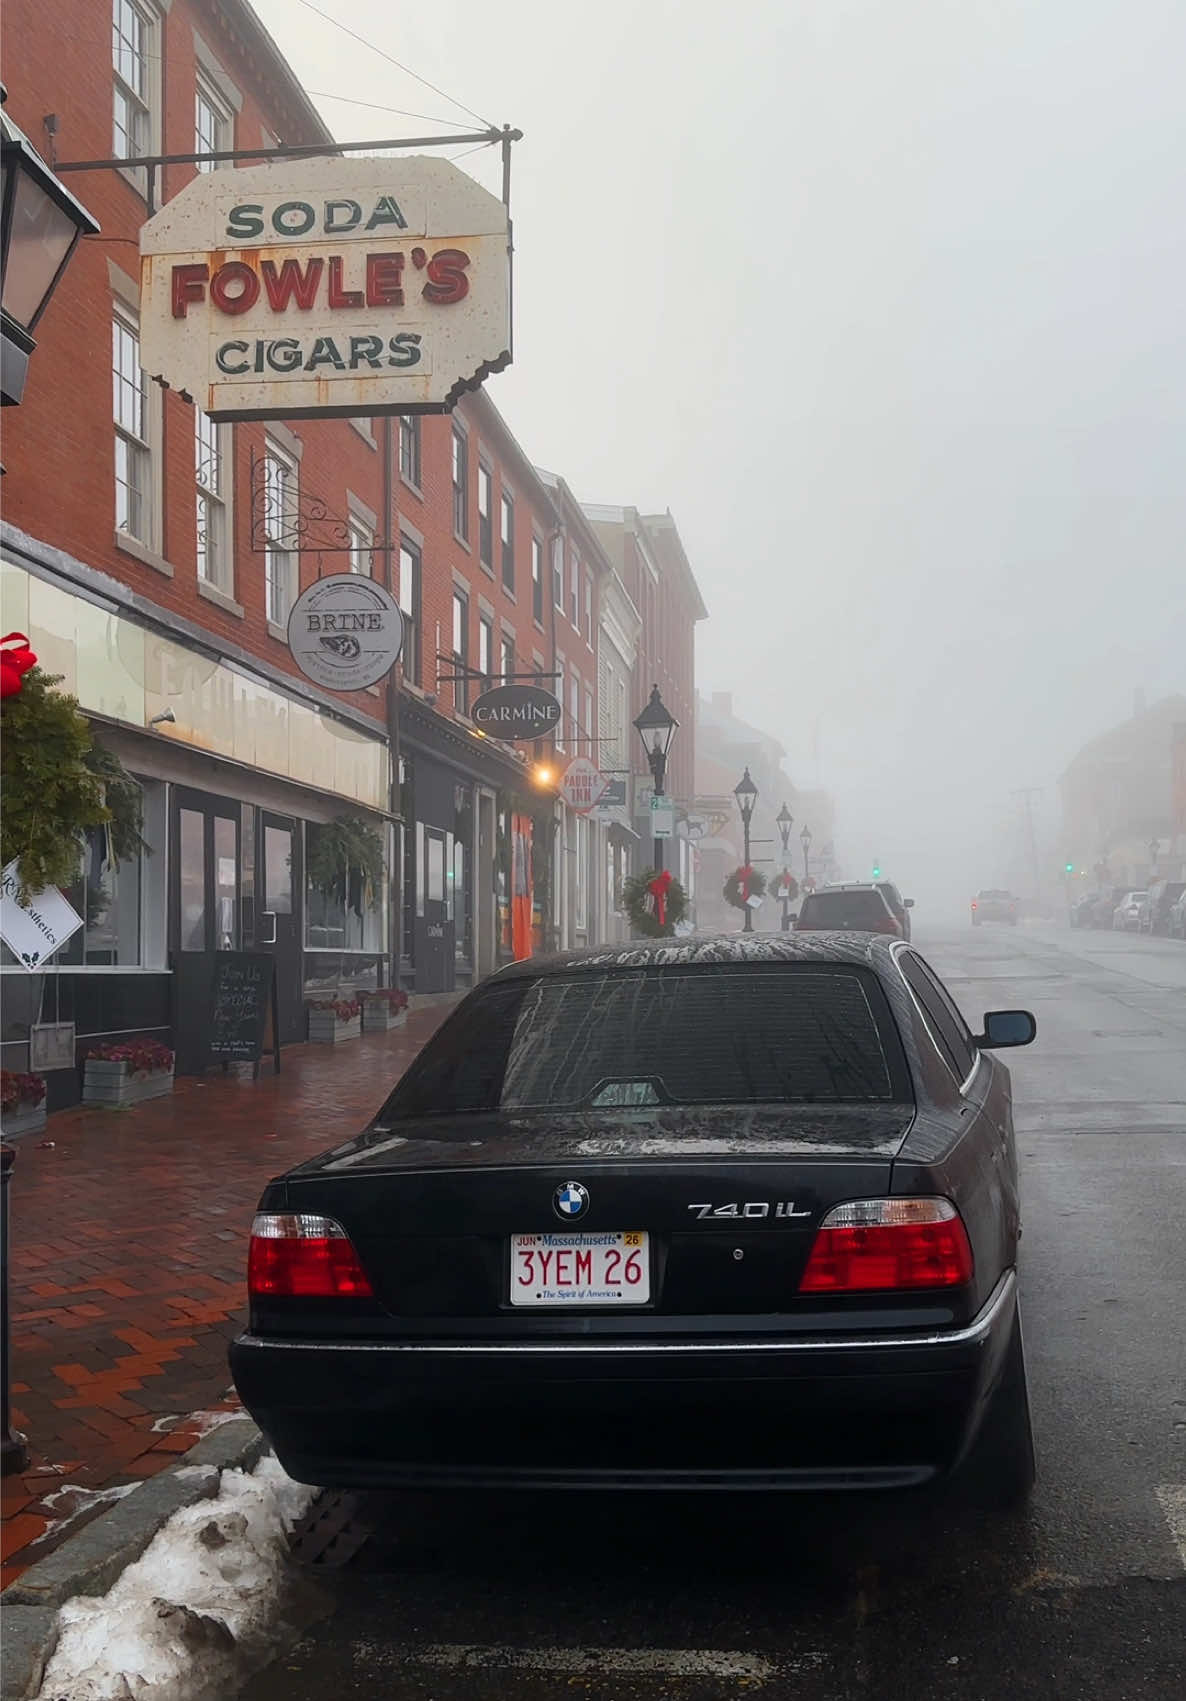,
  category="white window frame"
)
[346,498,375,575]
[195,70,233,171]
[585,575,593,642]
[500,630,515,683]
[194,407,231,592]
[478,614,493,684]
[553,536,564,610]
[477,463,494,570]
[570,554,580,627]
[112,306,153,548]
[263,438,298,627]
[575,814,589,932]
[555,658,566,752]
[112,0,162,196]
